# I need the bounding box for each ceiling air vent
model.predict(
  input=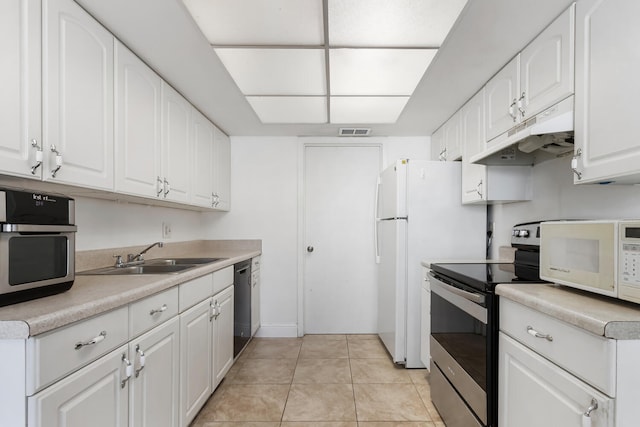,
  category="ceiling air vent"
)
[339,128,371,137]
